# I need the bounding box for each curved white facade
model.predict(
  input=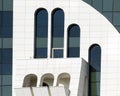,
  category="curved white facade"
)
[13,0,120,96]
